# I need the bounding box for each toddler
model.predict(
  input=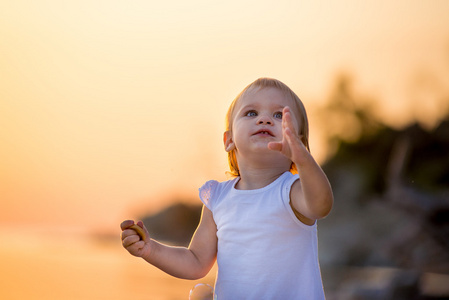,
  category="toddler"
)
[121,77,333,299]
